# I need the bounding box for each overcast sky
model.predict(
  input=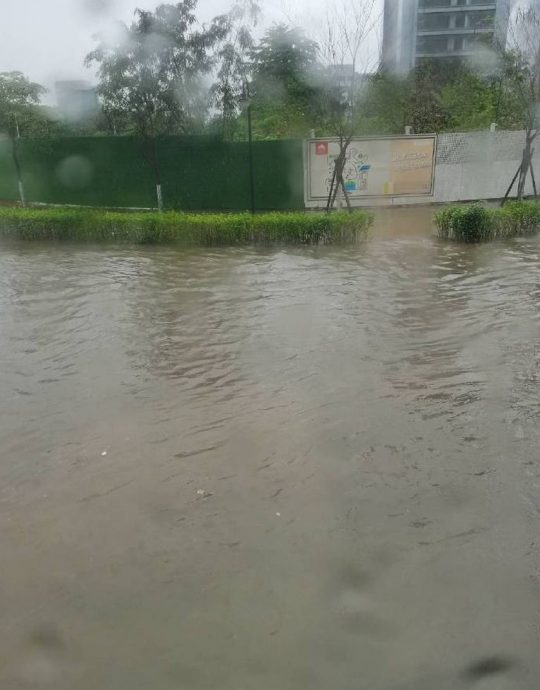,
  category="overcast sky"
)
[0,0,382,103]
